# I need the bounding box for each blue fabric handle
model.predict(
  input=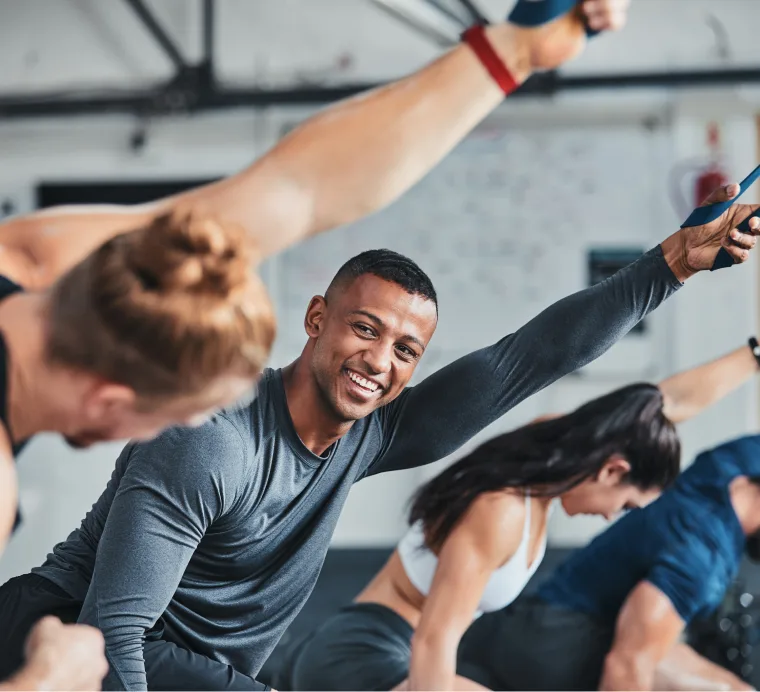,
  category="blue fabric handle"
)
[681,164,760,271]
[508,0,599,37]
